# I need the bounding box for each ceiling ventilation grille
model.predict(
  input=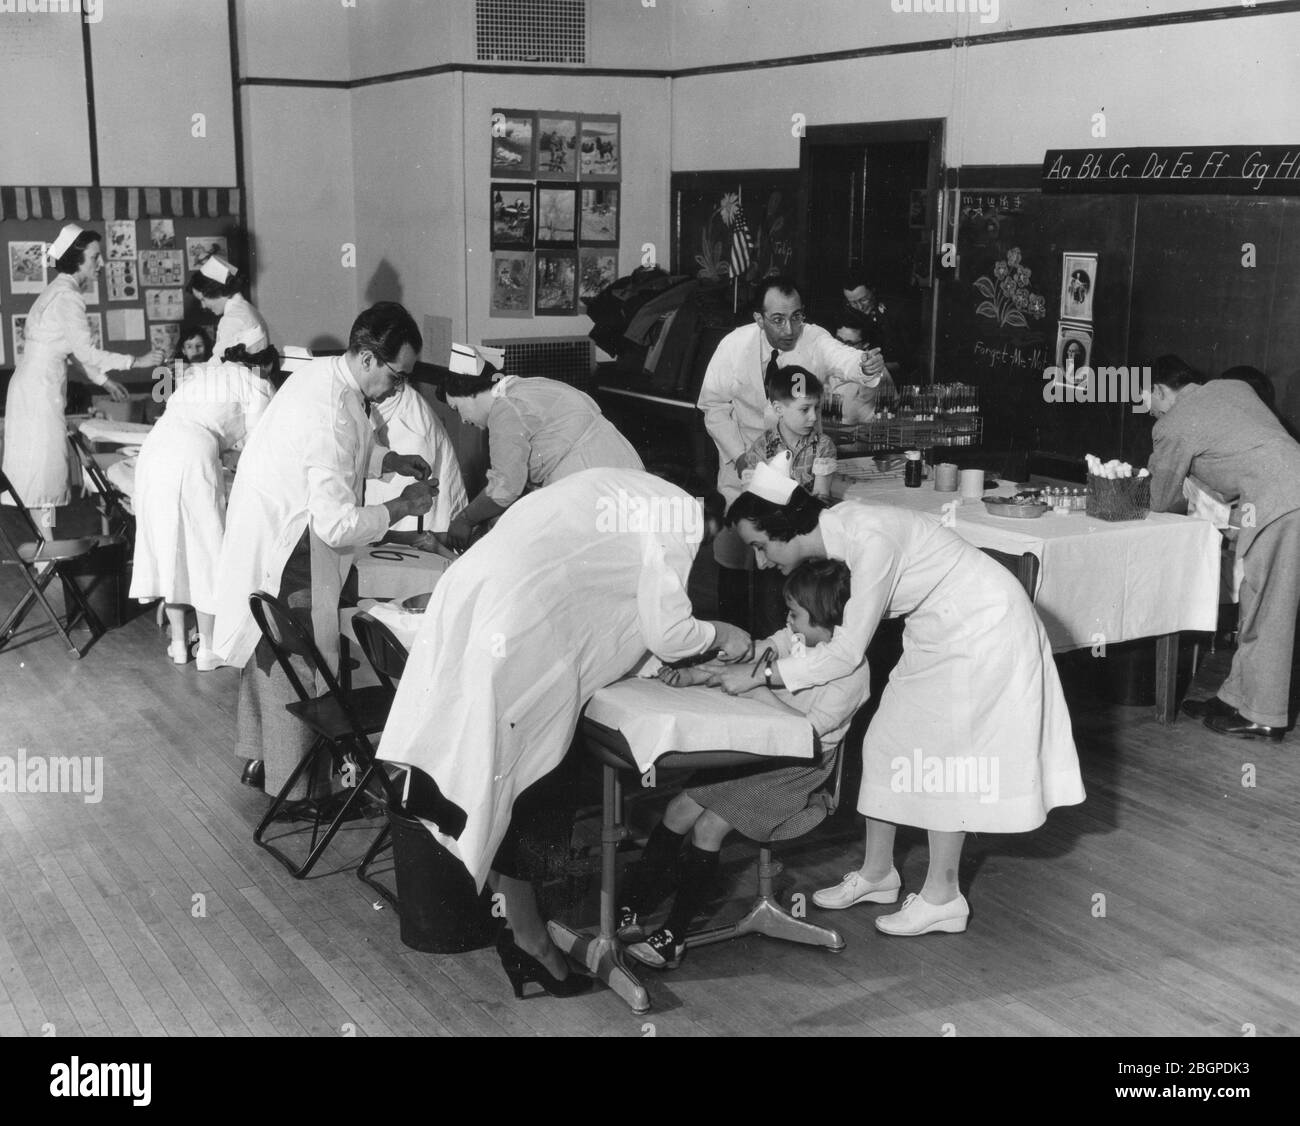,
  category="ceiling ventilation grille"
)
[476,0,587,64]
